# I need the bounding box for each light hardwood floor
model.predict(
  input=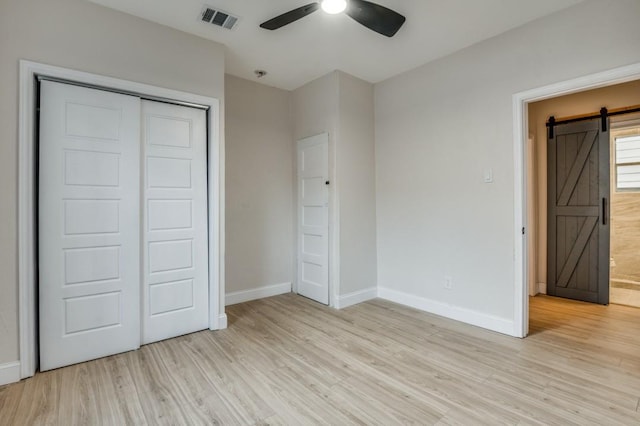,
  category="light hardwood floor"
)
[1,294,640,425]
